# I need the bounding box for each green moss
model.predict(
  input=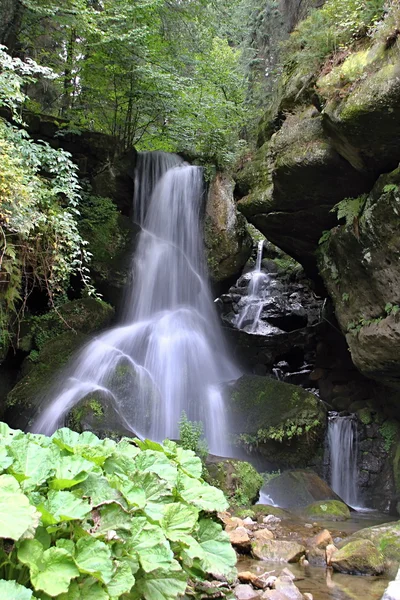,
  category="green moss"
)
[205,458,263,508]
[303,500,350,521]
[379,420,399,452]
[357,408,373,426]
[234,508,256,519]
